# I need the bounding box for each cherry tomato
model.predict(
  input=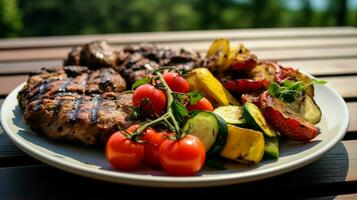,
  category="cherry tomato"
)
[159,135,206,176]
[163,72,190,93]
[187,97,214,111]
[106,131,144,171]
[141,130,169,168]
[132,84,167,115]
[126,124,141,133]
